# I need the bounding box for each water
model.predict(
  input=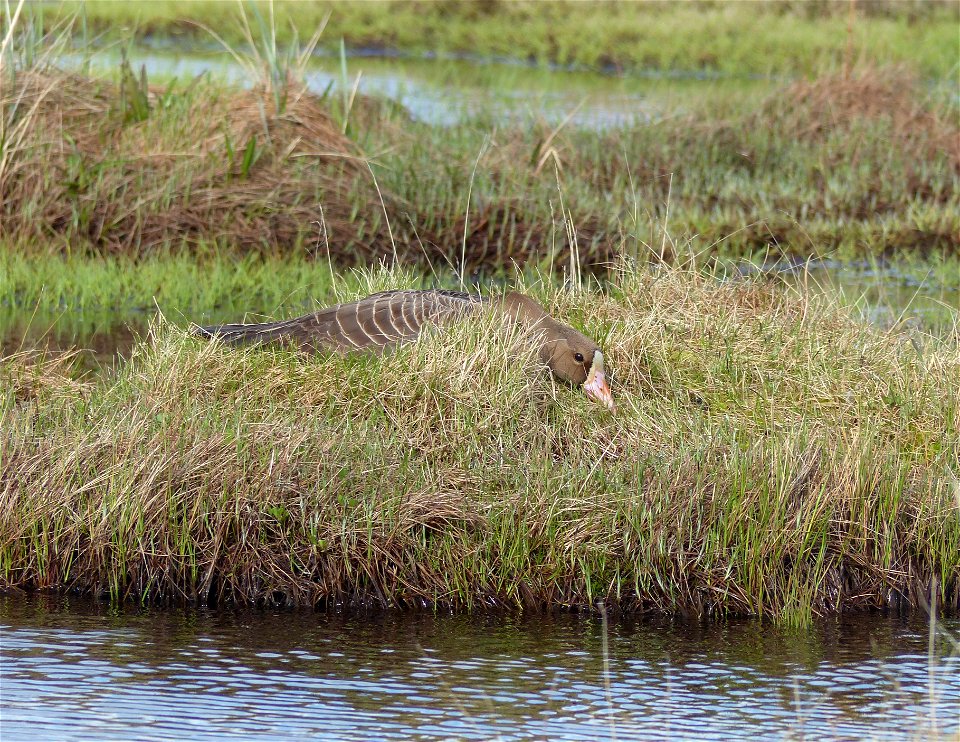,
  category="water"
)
[1,595,957,741]
[751,259,960,333]
[64,44,770,128]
